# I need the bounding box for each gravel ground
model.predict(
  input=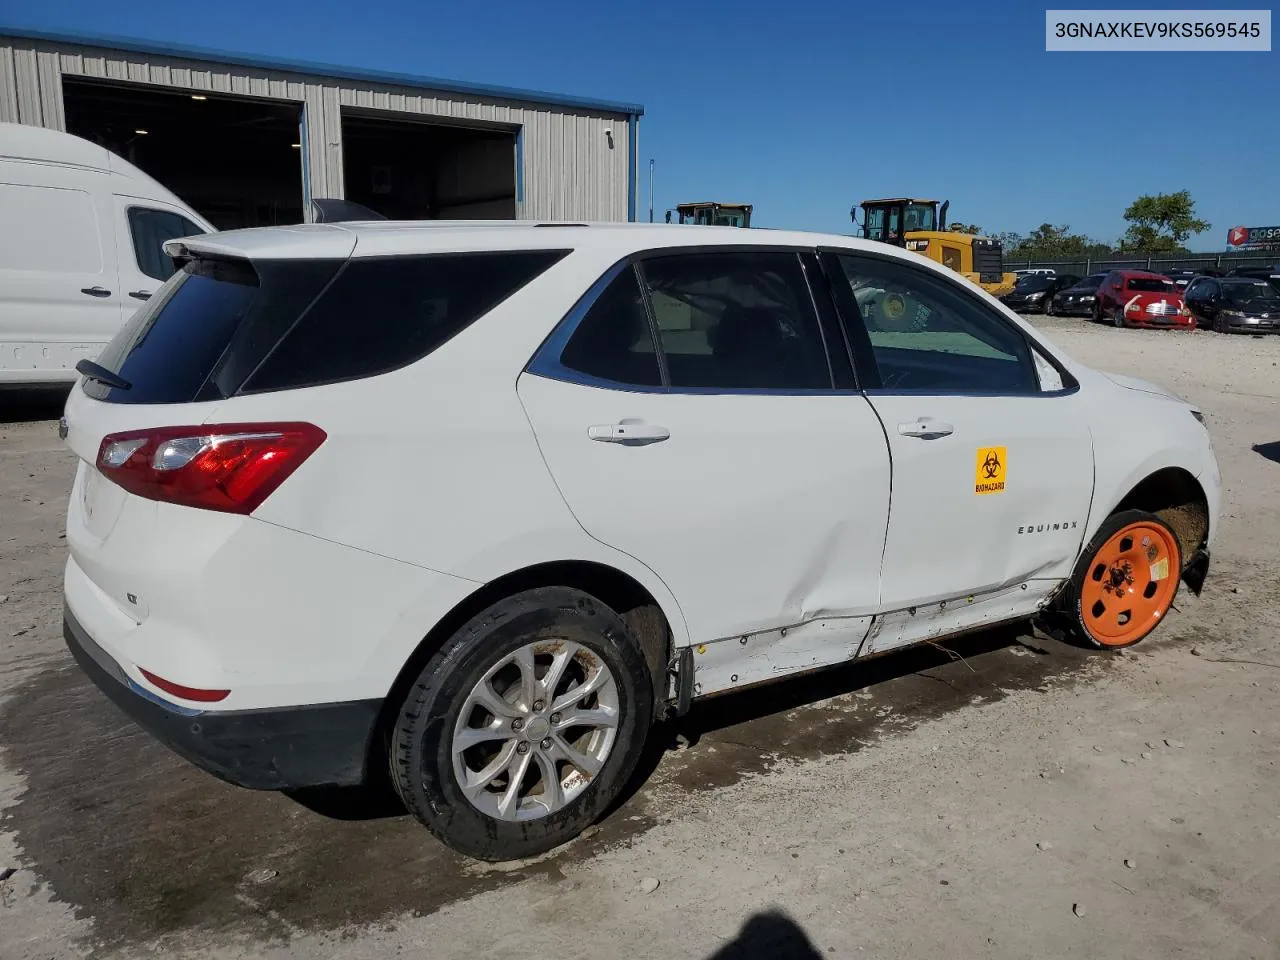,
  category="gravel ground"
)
[2,316,1278,960]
